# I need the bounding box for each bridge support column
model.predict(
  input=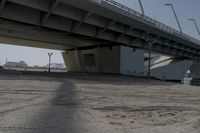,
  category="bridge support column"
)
[120,46,145,76]
[62,45,145,76]
[190,63,200,79]
[150,58,193,81]
[62,50,83,72]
